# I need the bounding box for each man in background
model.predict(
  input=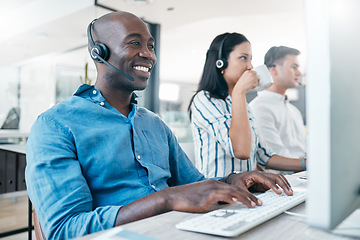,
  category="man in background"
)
[249,46,306,164]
